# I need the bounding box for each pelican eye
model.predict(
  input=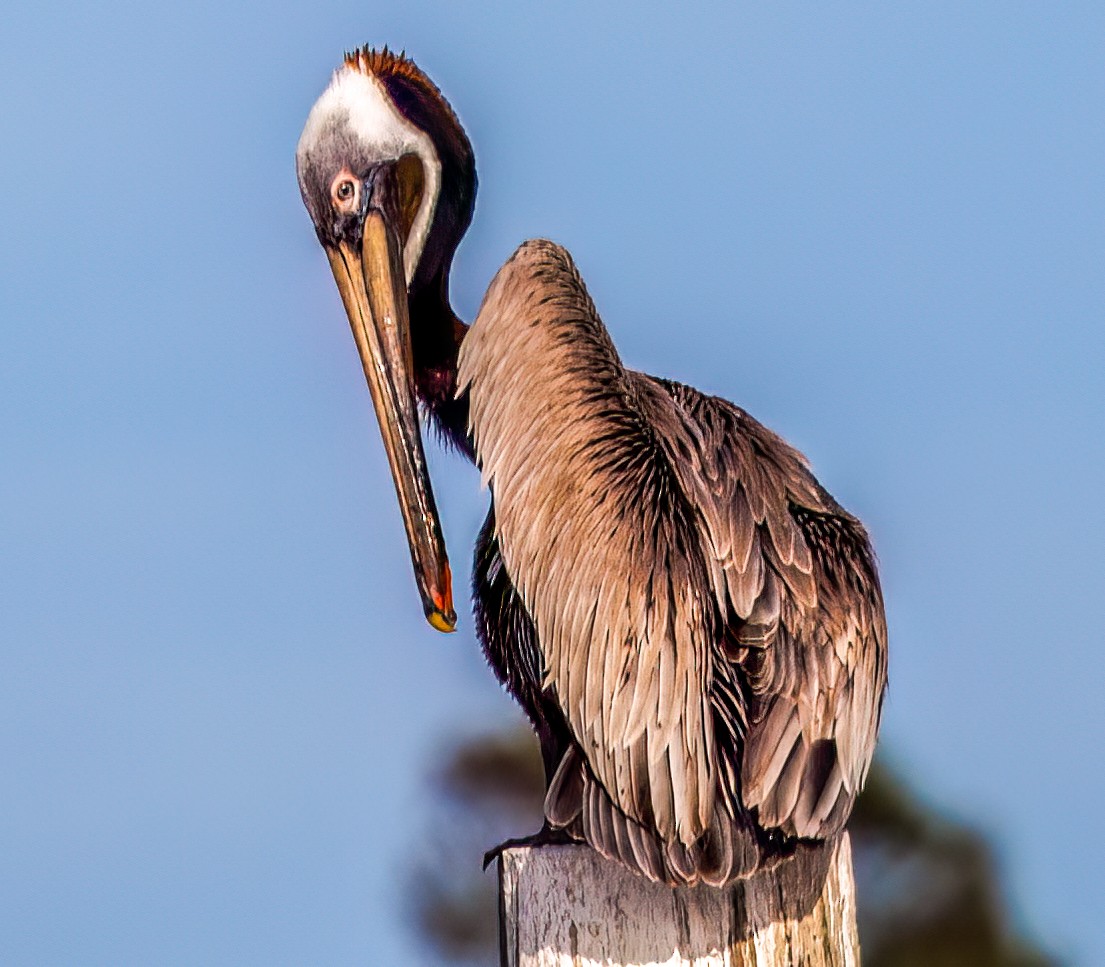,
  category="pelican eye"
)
[331,175,360,213]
